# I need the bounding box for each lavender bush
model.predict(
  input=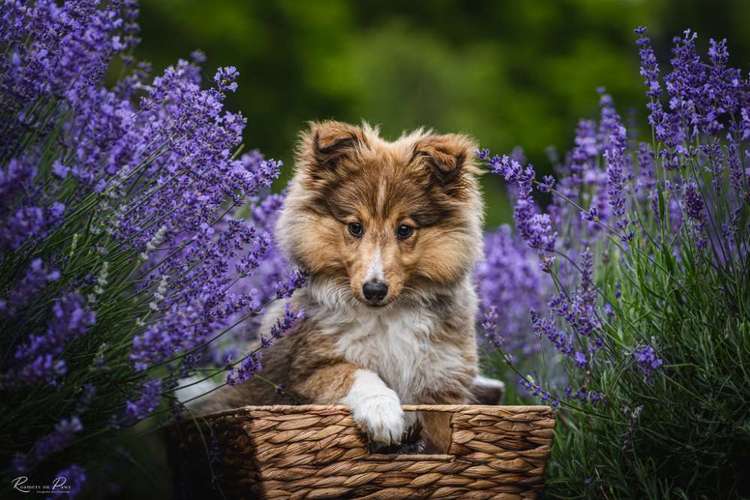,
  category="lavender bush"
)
[0,1,301,495]
[477,28,750,497]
